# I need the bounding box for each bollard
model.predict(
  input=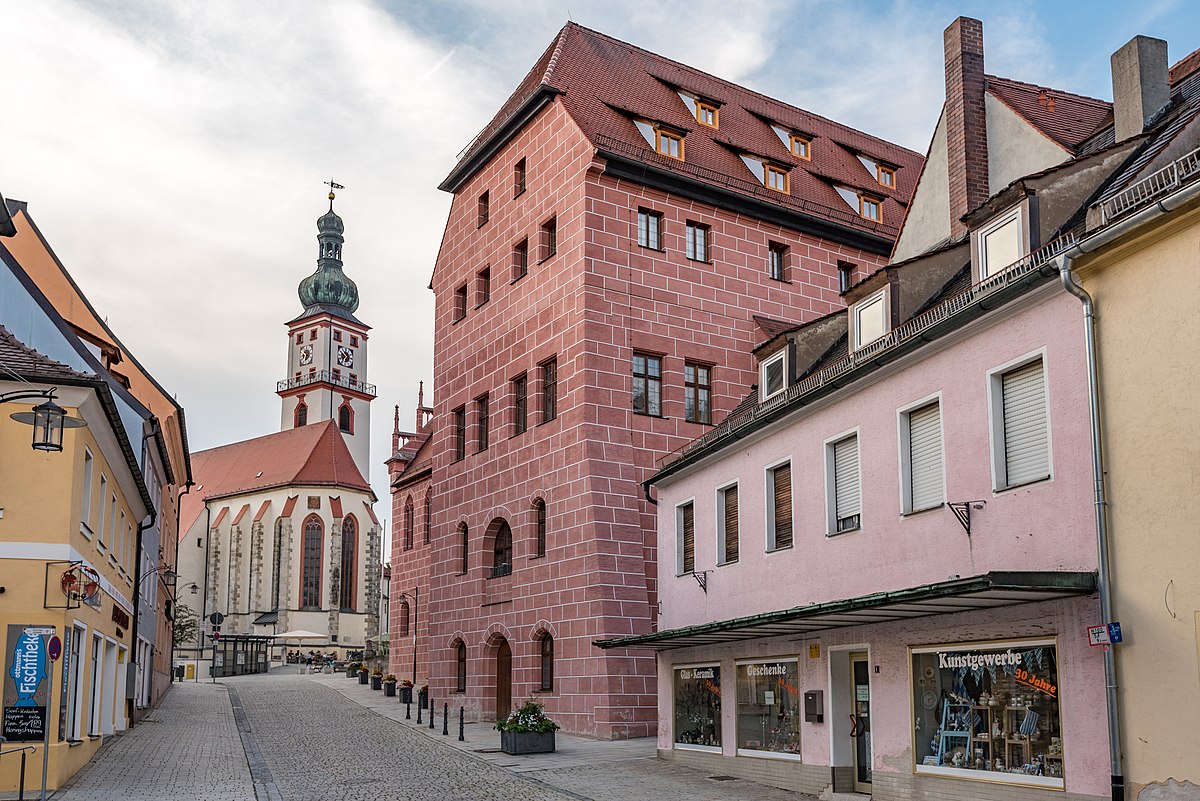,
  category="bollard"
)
[405,700,411,720]
[458,706,465,741]
[429,696,435,729]
[19,750,26,801]
[416,700,423,725]
[443,702,449,736]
